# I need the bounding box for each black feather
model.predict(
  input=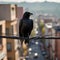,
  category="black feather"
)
[19,12,33,44]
